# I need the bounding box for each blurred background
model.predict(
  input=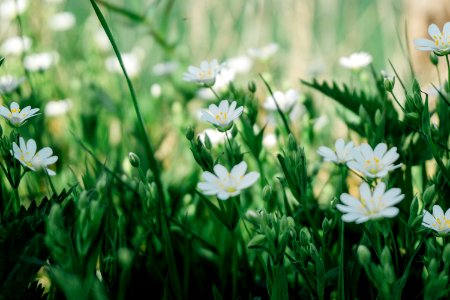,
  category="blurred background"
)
[0,0,449,202]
